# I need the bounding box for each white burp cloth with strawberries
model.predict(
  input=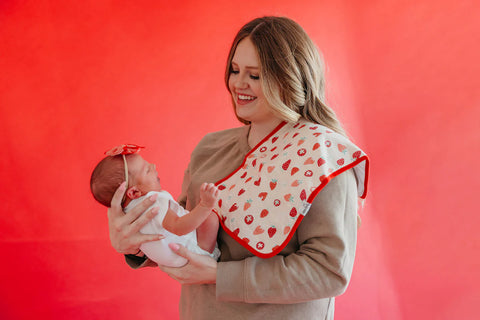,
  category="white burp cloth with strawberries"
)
[212,119,369,258]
